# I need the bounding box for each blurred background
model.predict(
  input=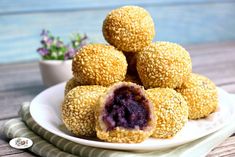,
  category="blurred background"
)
[0,0,235,63]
